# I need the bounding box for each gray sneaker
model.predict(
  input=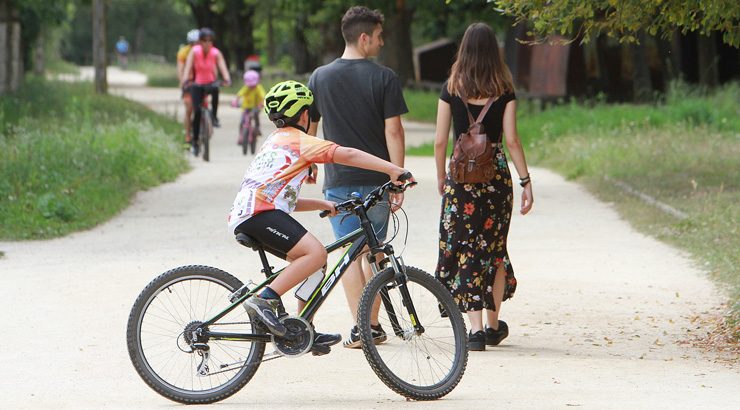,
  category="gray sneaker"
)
[243,295,287,337]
